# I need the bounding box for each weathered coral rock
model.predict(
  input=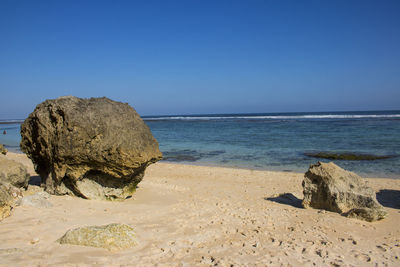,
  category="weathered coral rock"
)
[0,156,29,220]
[0,182,23,220]
[0,156,30,188]
[0,184,13,220]
[24,184,44,196]
[58,223,136,251]
[20,96,162,200]
[302,162,386,222]
[345,207,387,222]
[0,144,7,155]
